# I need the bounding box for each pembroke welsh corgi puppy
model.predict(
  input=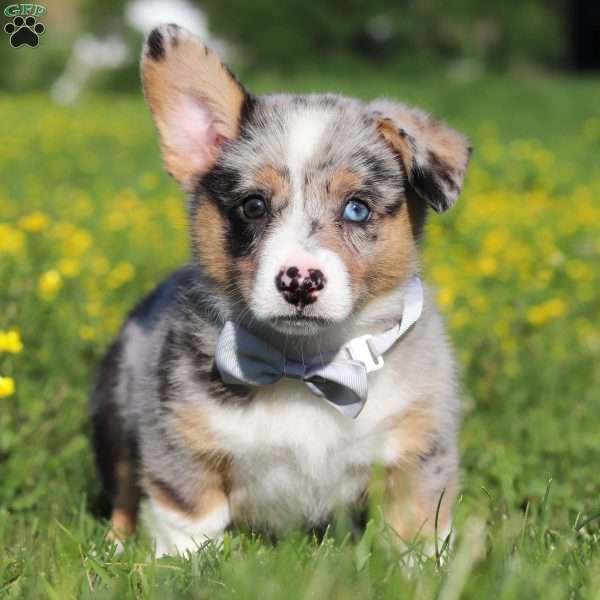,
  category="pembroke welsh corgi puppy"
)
[91,23,471,557]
